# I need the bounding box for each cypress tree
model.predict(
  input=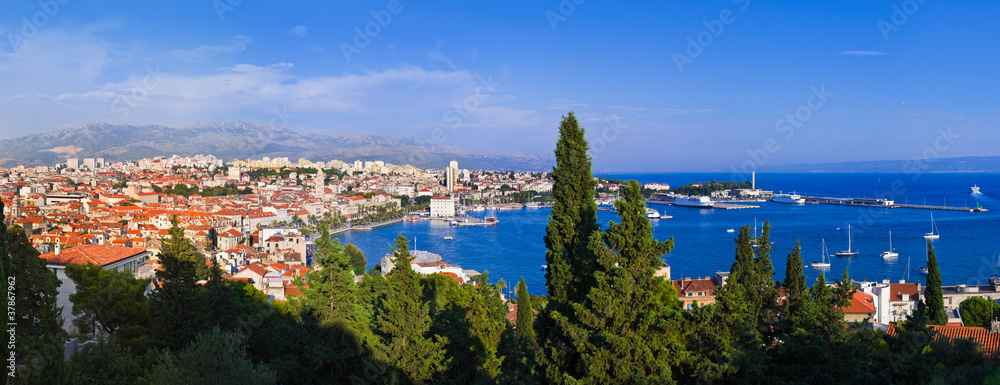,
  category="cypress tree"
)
[152,215,209,350]
[924,240,948,325]
[717,225,755,326]
[782,241,807,330]
[535,112,600,383]
[298,223,358,325]
[571,180,677,382]
[516,277,535,346]
[372,235,449,383]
